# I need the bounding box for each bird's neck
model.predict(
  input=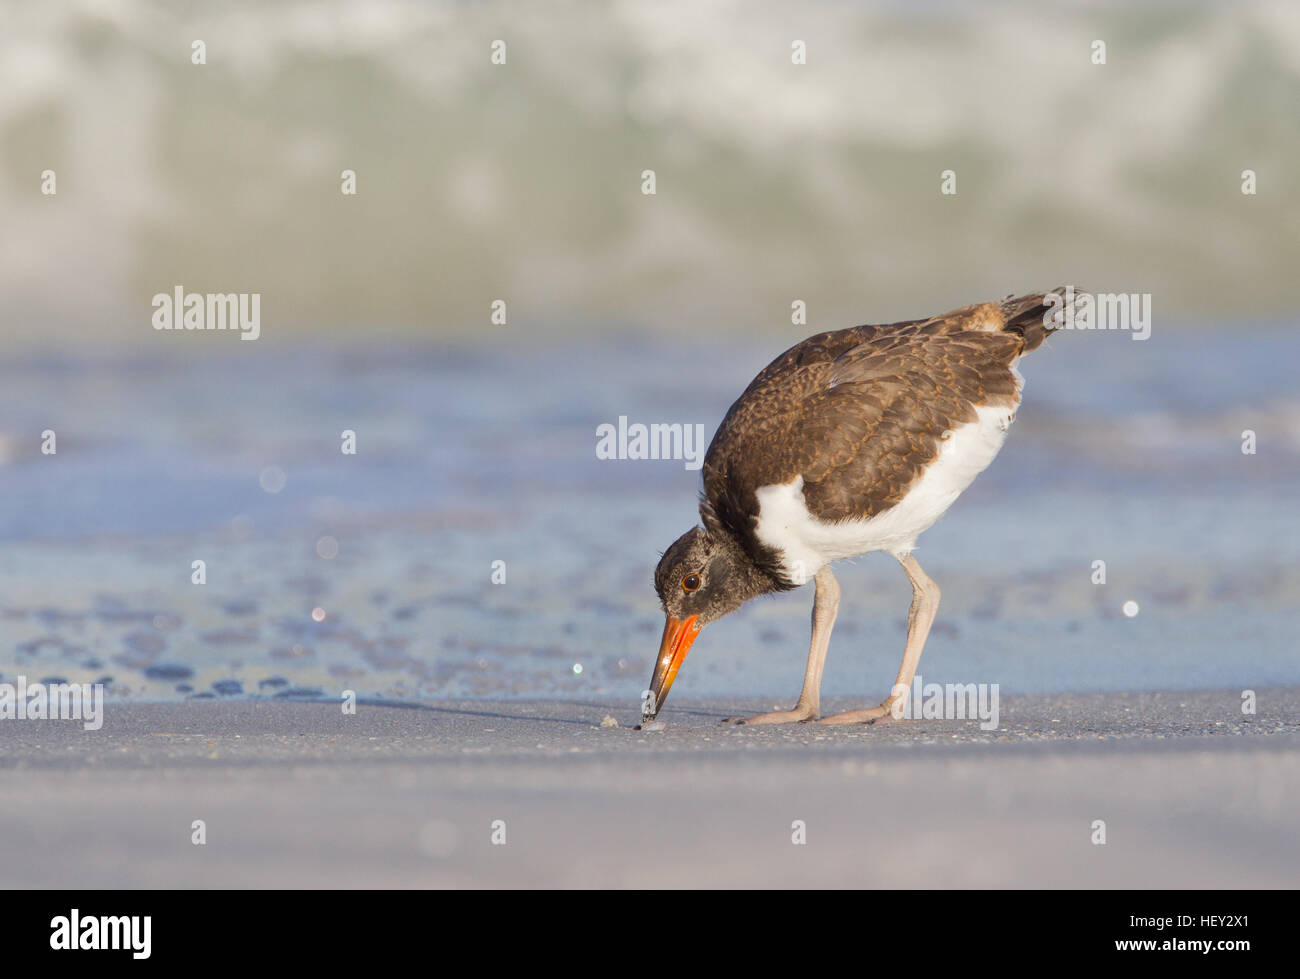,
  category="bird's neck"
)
[715,529,795,599]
